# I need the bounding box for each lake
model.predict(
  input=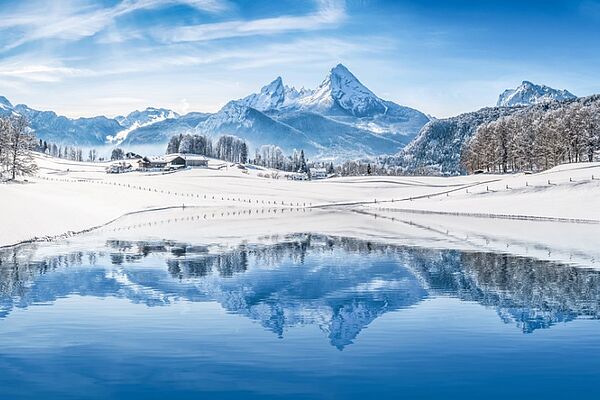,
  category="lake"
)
[0,225,599,399]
